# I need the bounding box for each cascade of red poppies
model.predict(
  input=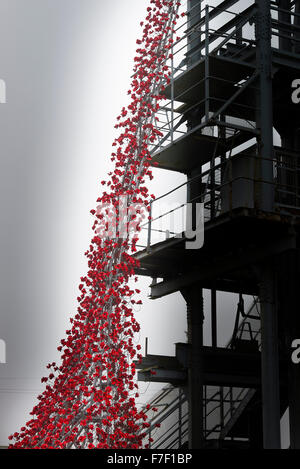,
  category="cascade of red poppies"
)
[8,0,182,449]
